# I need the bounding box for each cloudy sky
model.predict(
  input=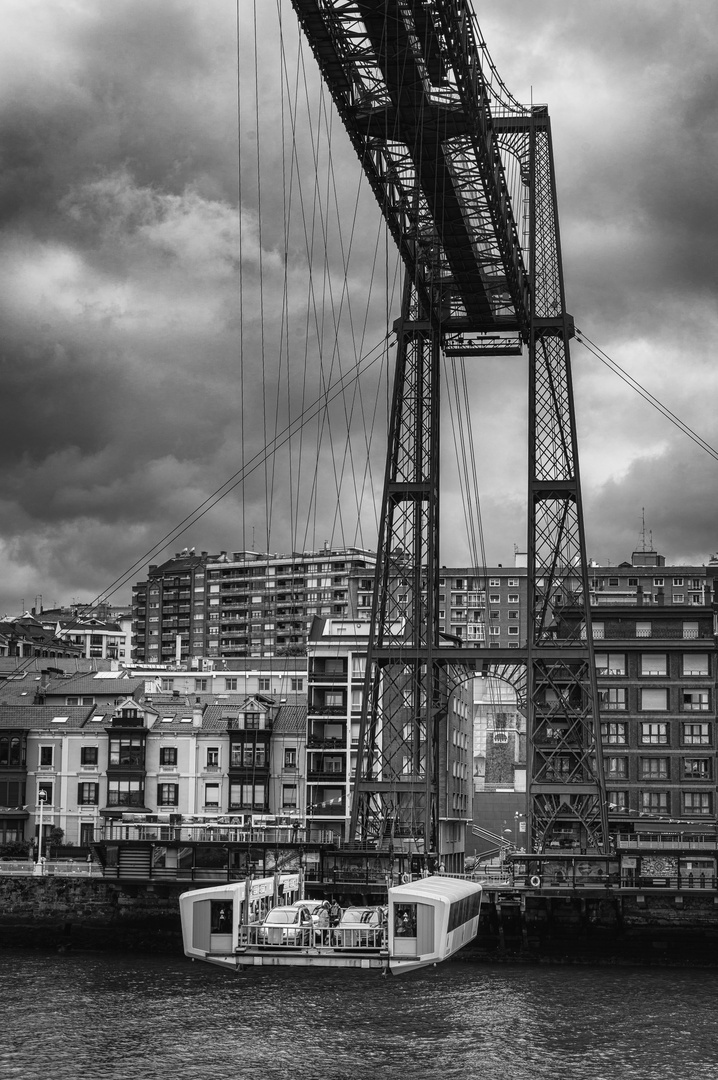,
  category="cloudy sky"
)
[1,1,716,615]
